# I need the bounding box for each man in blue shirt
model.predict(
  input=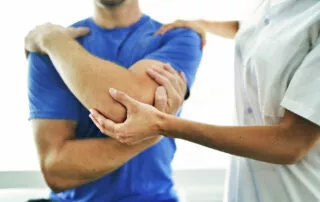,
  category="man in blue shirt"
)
[26,0,202,201]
